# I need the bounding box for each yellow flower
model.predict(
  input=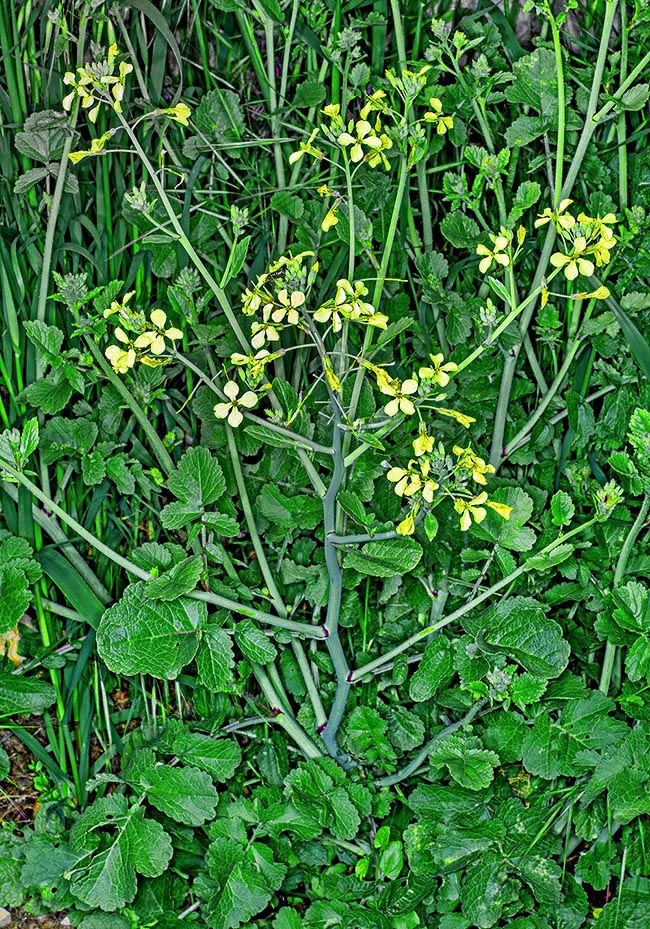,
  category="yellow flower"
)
[591,236,616,267]
[578,211,618,240]
[550,236,594,281]
[380,376,419,417]
[476,232,510,274]
[487,500,513,520]
[453,445,495,485]
[322,103,342,123]
[105,327,136,374]
[365,132,393,170]
[62,44,133,123]
[104,290,136,319]
[213,380,258,427]
[413,427,434,457]
[359,89,388,121]
[454,492,489,531]
[571,286,610,301]
[68,131,113,163]
[337,120,382,162]
[396,511,416,536]
[133,309,183,355]
[0,627,21,666]
[251,306,281,349]
[158,103,192,126]
[321,203,339,232]
[271,289,305,325]
[314,298,344,332]
[387,461,437,502]
[289,128,324,164]
[231,348,280,381]
[534,199,575,231]
[418,353,458,388]
[437,408,476,428]
[323,355,342,393]
[423,97,454,134]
